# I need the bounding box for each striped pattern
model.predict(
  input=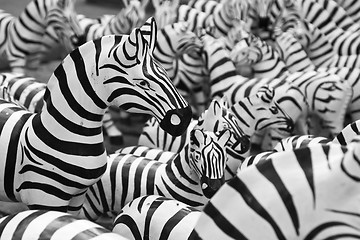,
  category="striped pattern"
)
[0,17,191,214]
[221,32,353,138]
[113,195,201,240]
[0,210,127,239]
[192,138,360,239]
[2,0,83,73]
[80,127,231,221]
[76,0,147,42]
